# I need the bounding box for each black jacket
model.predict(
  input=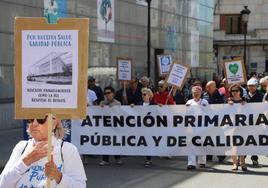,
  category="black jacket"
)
[203,90,225,104]
[246,91,264,103]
